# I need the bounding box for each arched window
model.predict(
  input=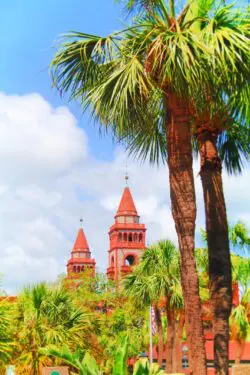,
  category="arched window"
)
[119,233,122,242]
[134,233,138,242]
[77,266,80,273]
[81,266,84,272]
[125,254,135,266]
[124,233,127,242]
[111,256,115,266]
[73,266,76,273]
[139,233,143,242]
[128,233,133,242]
